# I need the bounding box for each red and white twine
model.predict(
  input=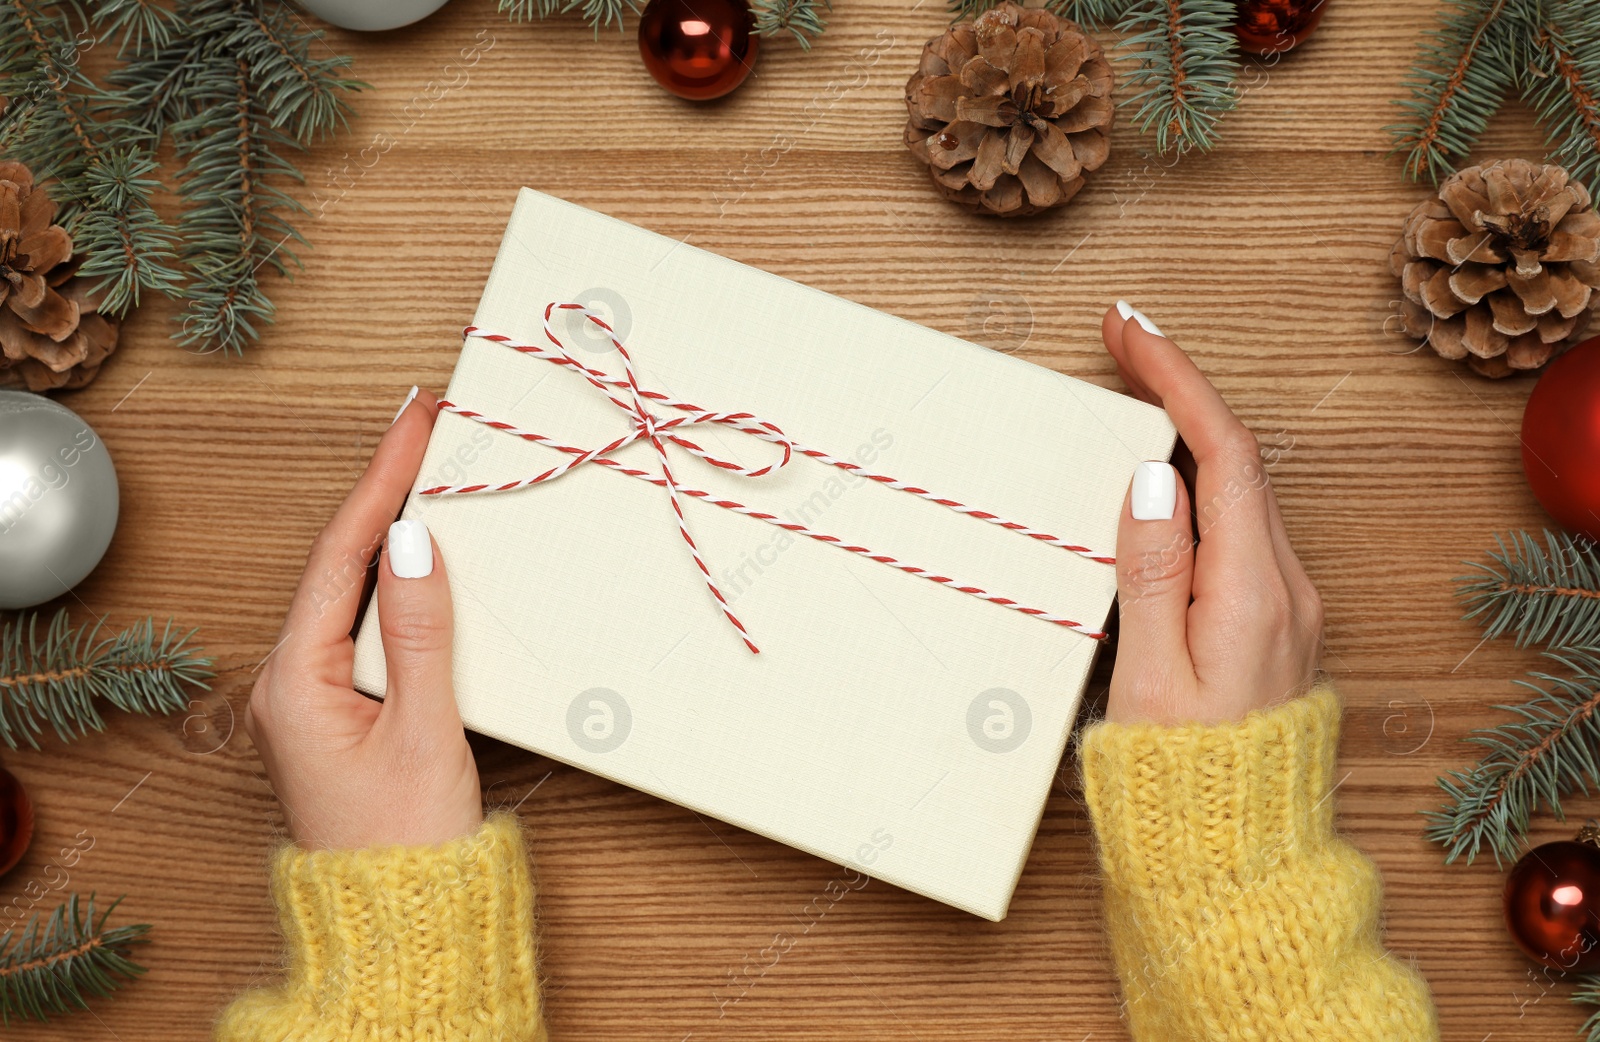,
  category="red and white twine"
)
[419,302,1114,649]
